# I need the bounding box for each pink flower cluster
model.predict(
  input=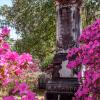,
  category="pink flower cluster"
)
[67,19,100,100]
[0,27,39,86]
[3,82,39,100]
